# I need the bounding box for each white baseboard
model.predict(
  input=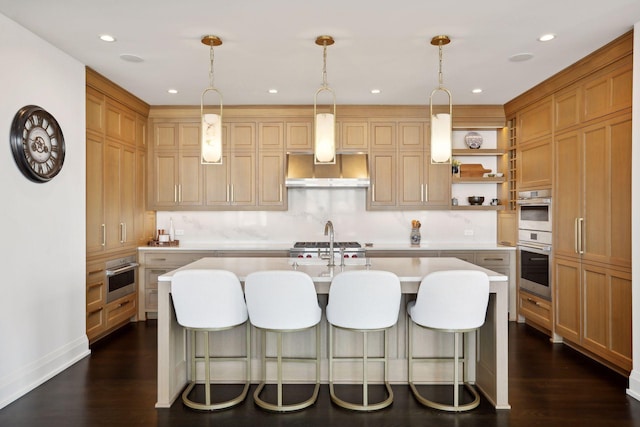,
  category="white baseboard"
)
[0,335,90,410]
